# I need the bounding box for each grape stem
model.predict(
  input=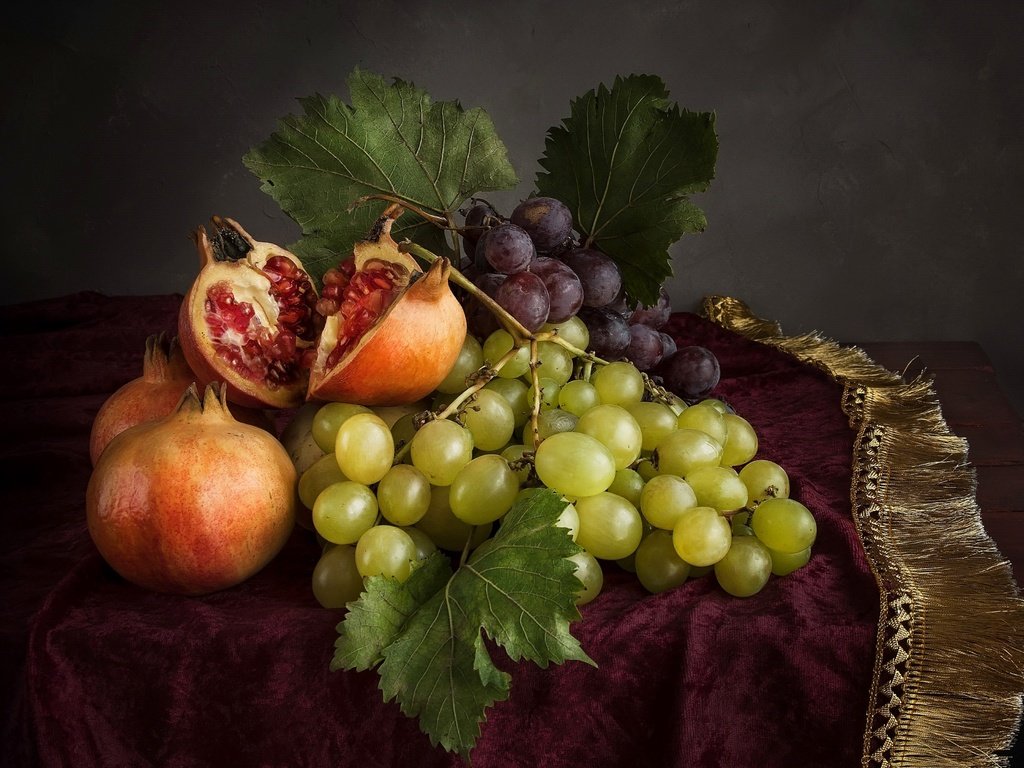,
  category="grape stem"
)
[350,194,450,228]
[399,240,608,365]
[528,338,542,450]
